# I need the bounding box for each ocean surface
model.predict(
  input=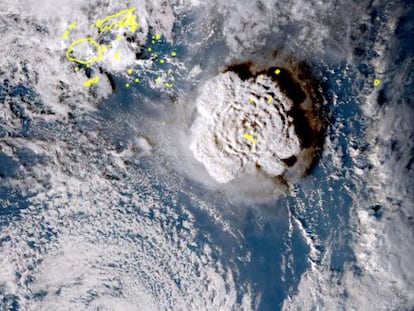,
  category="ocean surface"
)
[0,0,413,310]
